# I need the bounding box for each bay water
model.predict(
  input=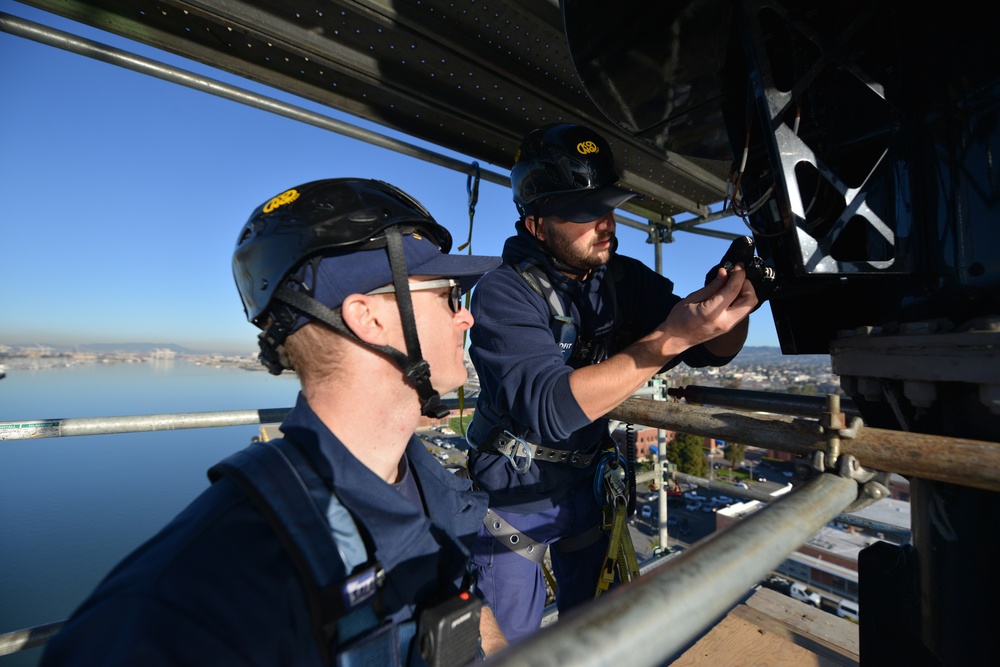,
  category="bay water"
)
[0,359,301,666]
